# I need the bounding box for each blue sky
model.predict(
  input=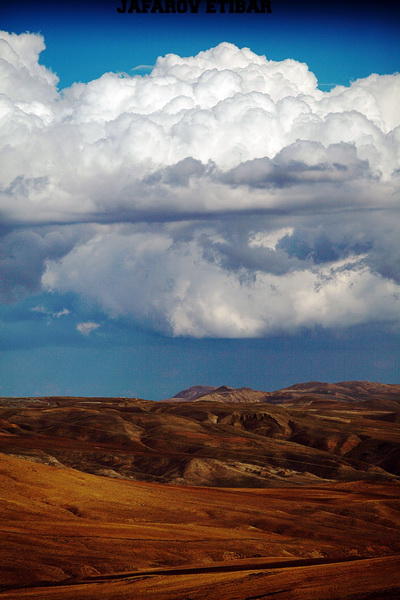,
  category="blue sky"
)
[0,0,399,398]
[2,0,399,89]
